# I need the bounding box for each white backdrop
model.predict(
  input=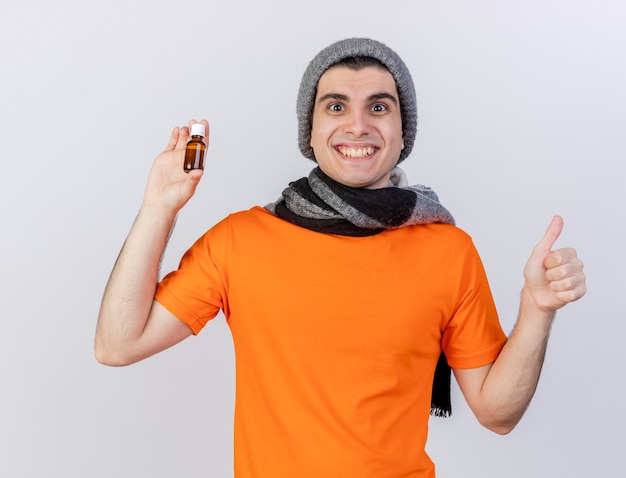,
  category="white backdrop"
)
[1,1,624,476]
